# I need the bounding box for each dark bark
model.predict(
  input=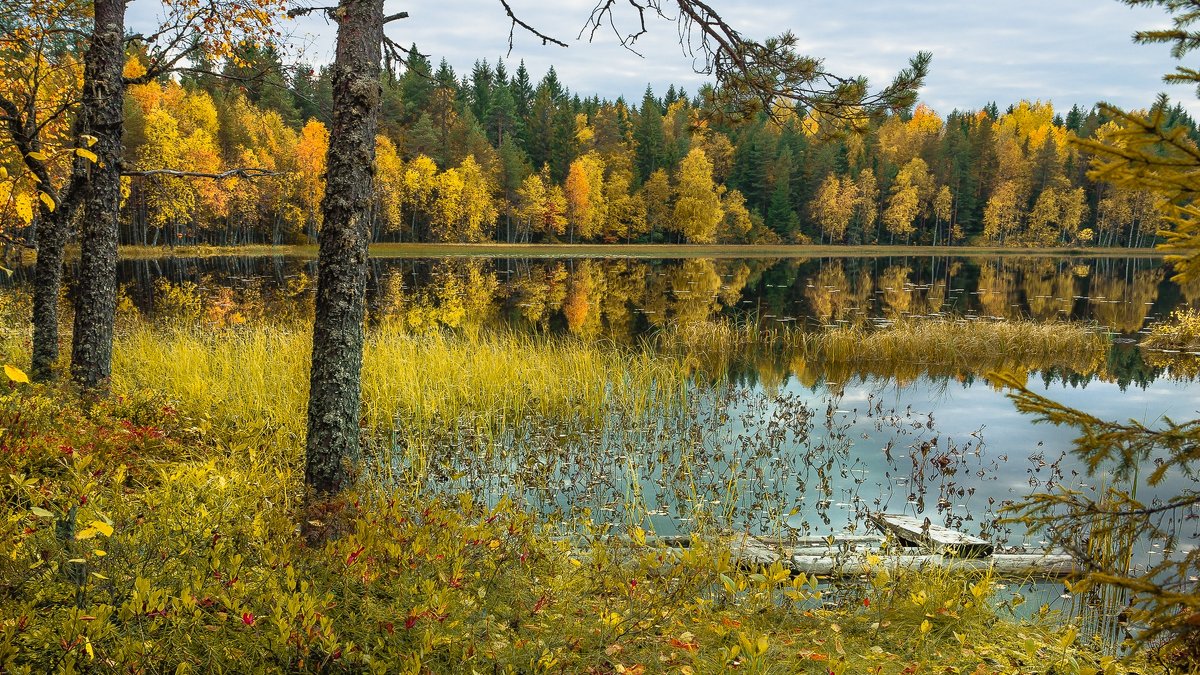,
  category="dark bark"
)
[305,0,384,497]
[0,81,86,381]
[70,0,125,388]
[30,205,68,381]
